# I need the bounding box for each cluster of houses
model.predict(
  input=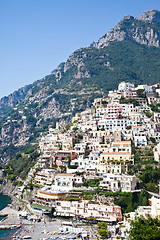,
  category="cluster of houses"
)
[25,81,160,224]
